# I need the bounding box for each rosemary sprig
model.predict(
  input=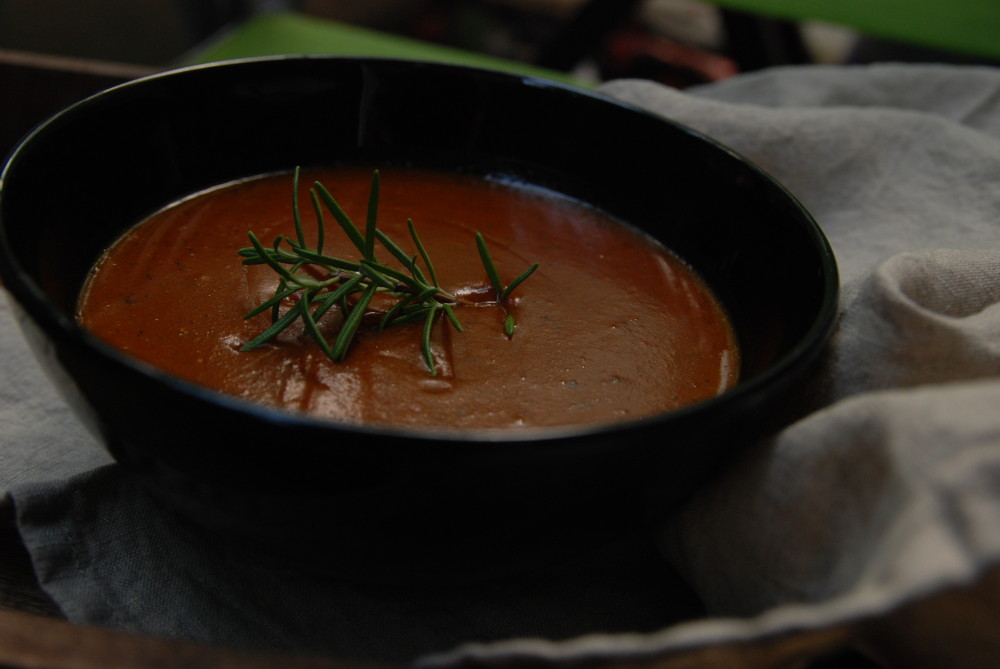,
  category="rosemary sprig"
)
[238,168,538,374]
[475,232,539,304]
